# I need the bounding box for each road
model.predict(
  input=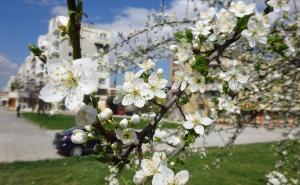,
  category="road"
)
[0,108,62,163]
